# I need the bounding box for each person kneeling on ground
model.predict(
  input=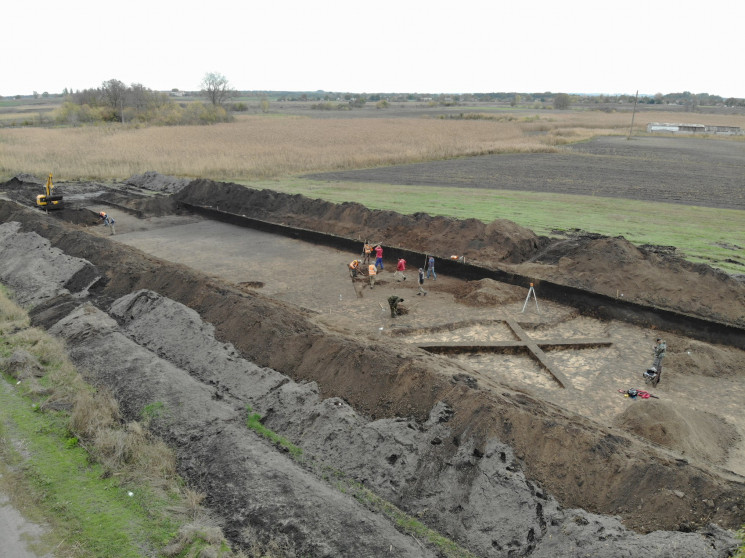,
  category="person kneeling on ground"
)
[388,295,404,318]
